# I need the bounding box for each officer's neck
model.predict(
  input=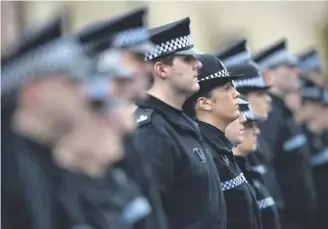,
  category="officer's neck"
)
[148,85,187,110]
[197,113,229,133]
